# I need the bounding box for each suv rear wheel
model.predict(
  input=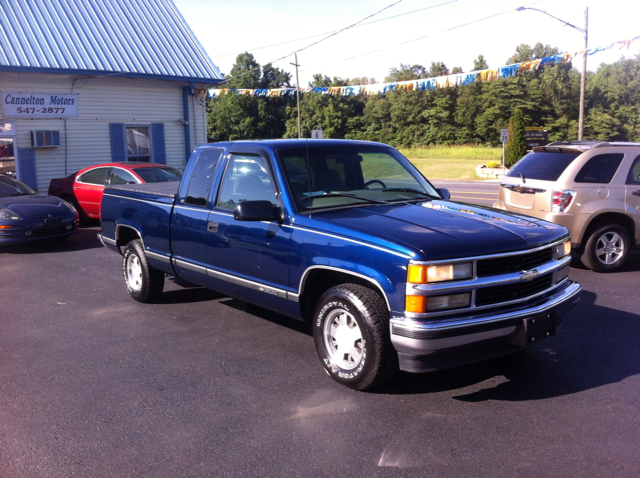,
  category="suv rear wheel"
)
[581,223,630,272]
